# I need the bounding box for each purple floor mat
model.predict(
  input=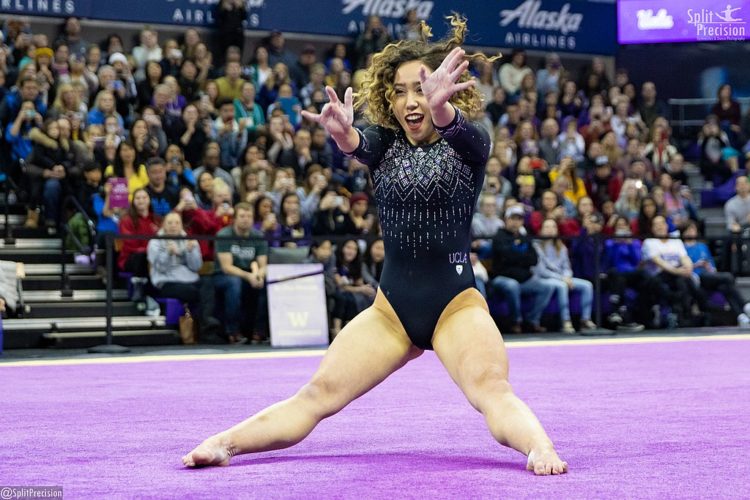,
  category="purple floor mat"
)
[1,339,749,499]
